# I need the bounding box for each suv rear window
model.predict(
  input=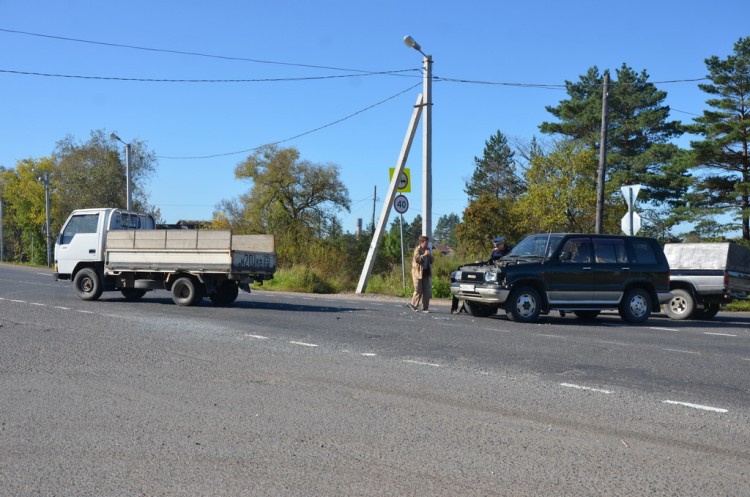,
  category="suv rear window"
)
[630,239,658,264]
